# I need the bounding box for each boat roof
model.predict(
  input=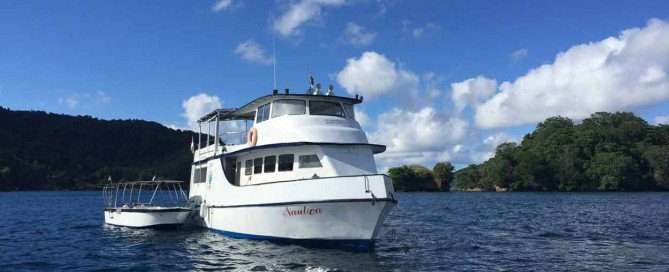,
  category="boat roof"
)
[198,93,363,122]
